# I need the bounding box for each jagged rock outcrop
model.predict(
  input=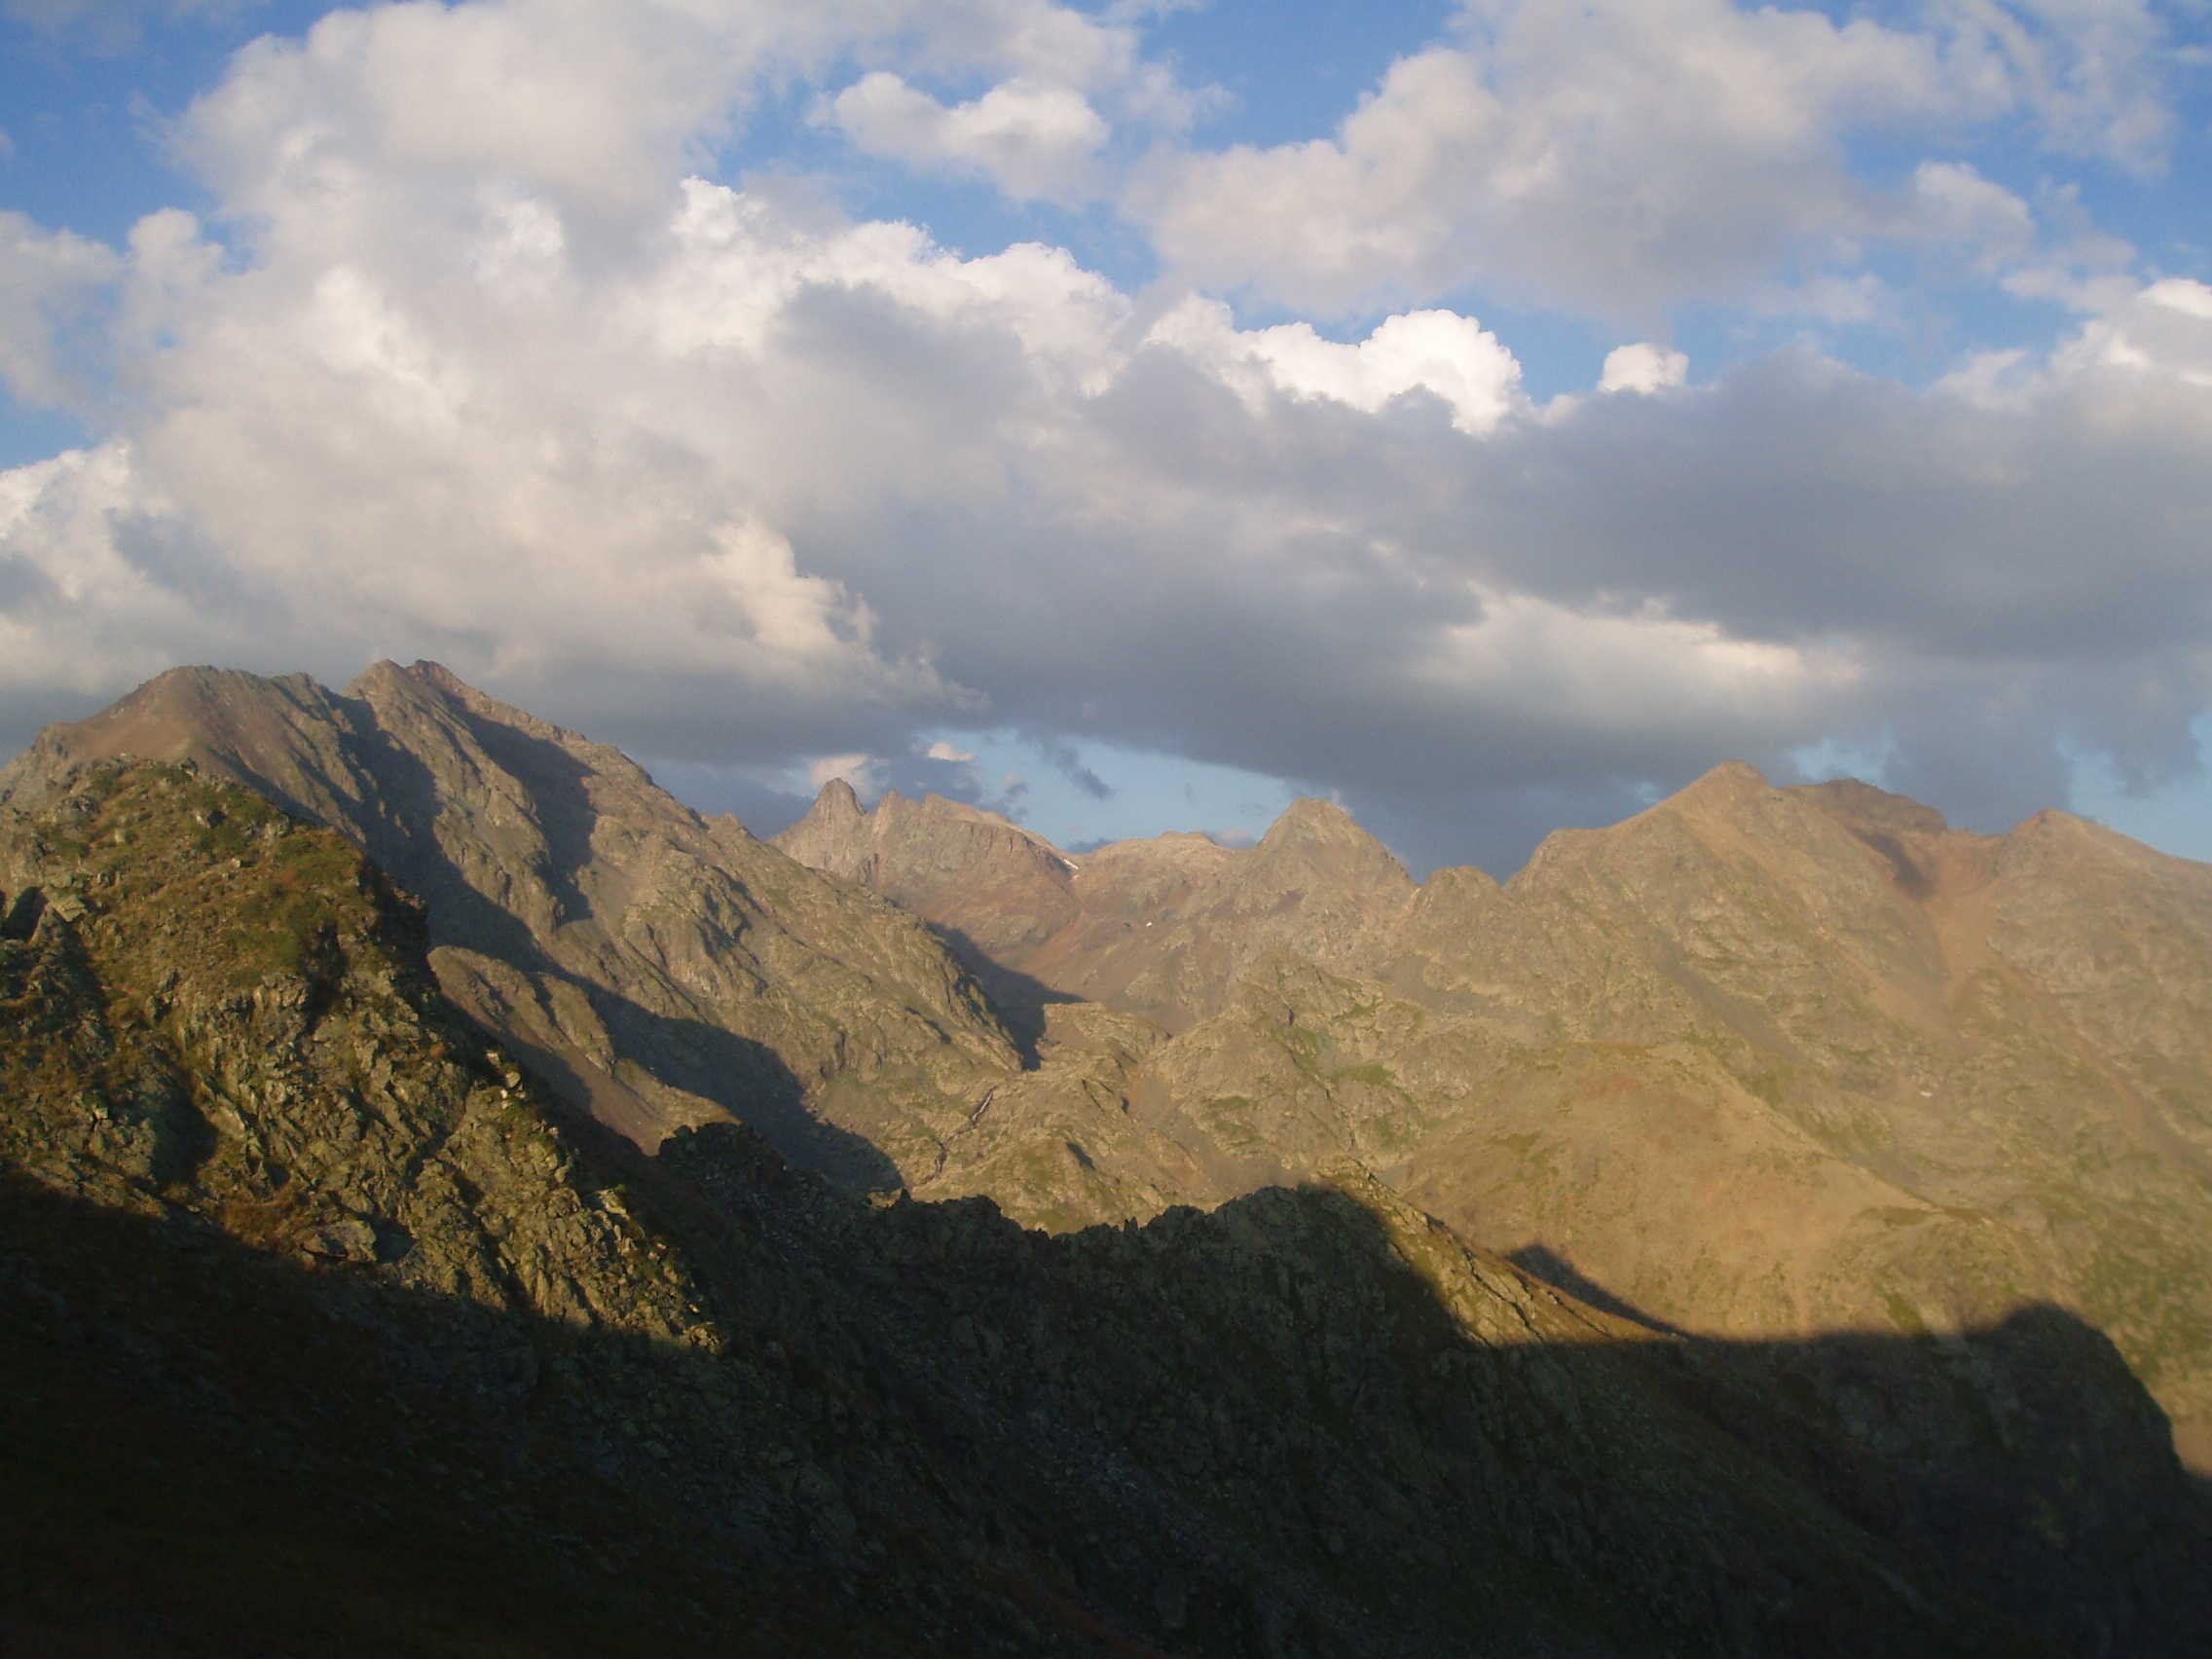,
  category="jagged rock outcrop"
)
[6,760,2209,1655]
[0,760,713,1334]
